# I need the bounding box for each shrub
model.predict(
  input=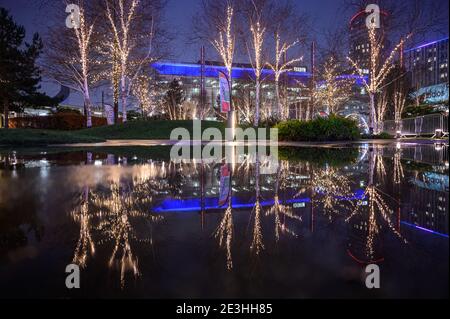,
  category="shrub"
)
[275,115,360,141]
[9,114,108,130]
